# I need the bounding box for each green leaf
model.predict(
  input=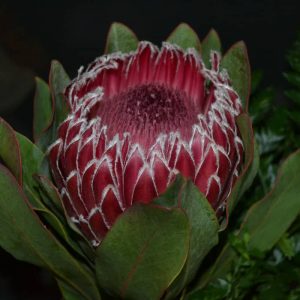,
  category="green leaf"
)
[201,29,222,67]
[187,279,230,300]
[34,172,95,261]
[50,60,70,131]
[240,149,300,252]
[36,60,70,152]
[38,154,52,179]
[0,164,100,300]
[154,177,219,299]
[34,61,70,151]
[34,174,93,262]
[191,149,300,293]
[190,243,233,294]
[16,132,44,191]
[250,87,275,125]
[57,279,87,300]
[34,174,64,215]
[239,140,260,194]
[0,118,22,184]
[228,114,258,214]
[284,89,300,105]
[277,234,296,259]
[267,108,290,135]
[33,77,53,151]
[8,137,83,258]
[96,204,189,300]
[283,72,300,89]
[221,41,251,111]
[167,23,201,52]
[287,110,300,125]
[35,207,81,255]
[15,132,49,210]
[34,174,93,241]
[256,129,284,155]
[105,22,138,54]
